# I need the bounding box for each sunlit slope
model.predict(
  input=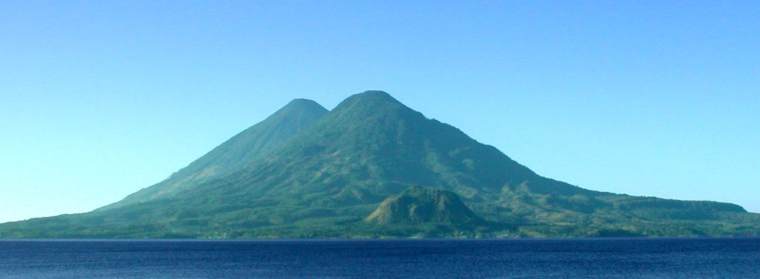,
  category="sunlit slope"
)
[100,98,329,210]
